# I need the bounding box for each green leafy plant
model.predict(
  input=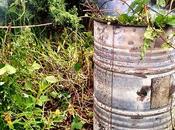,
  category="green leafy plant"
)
[0,22,93,130]
[49,0,81,29]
